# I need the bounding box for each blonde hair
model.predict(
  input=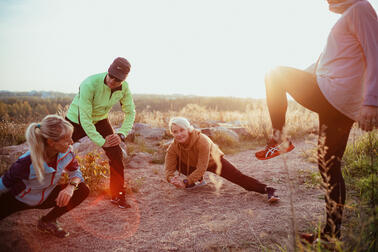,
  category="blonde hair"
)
[168,117,194,134]
[25,115,73,182]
